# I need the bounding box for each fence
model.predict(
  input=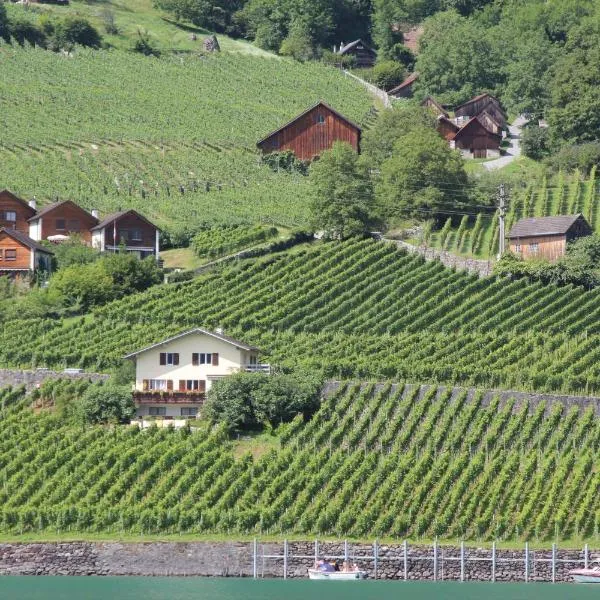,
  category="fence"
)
[342,70,391,108]
[252,539,593,582]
